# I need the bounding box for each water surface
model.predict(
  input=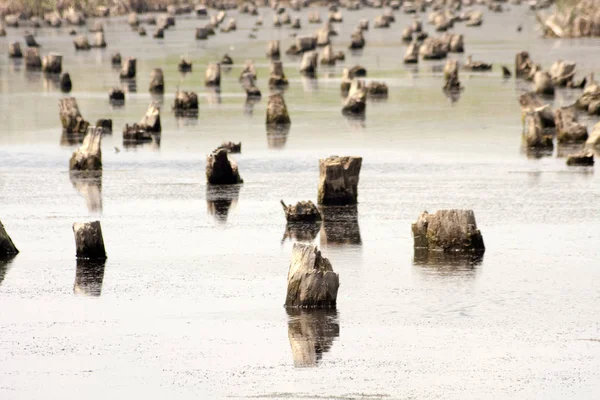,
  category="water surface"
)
[1,5,599,399]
